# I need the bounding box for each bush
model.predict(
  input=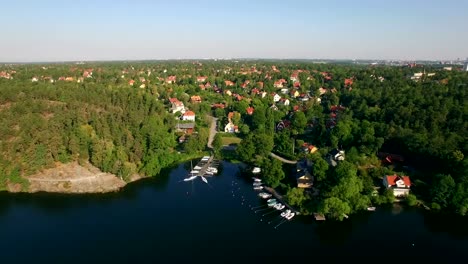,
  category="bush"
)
[406,194,418,206]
